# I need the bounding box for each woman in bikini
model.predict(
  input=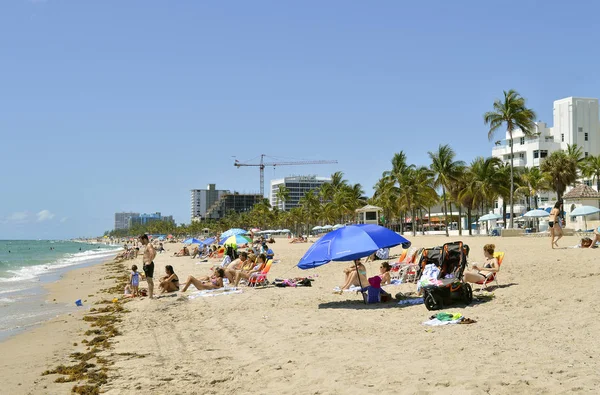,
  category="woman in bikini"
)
[549,200,563,249]
[181,268,225,292]
[463,244,498,284]
[378,262,392,285]
[158,265,179,293]
[232,253,267,286]
[340,259,368,290]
